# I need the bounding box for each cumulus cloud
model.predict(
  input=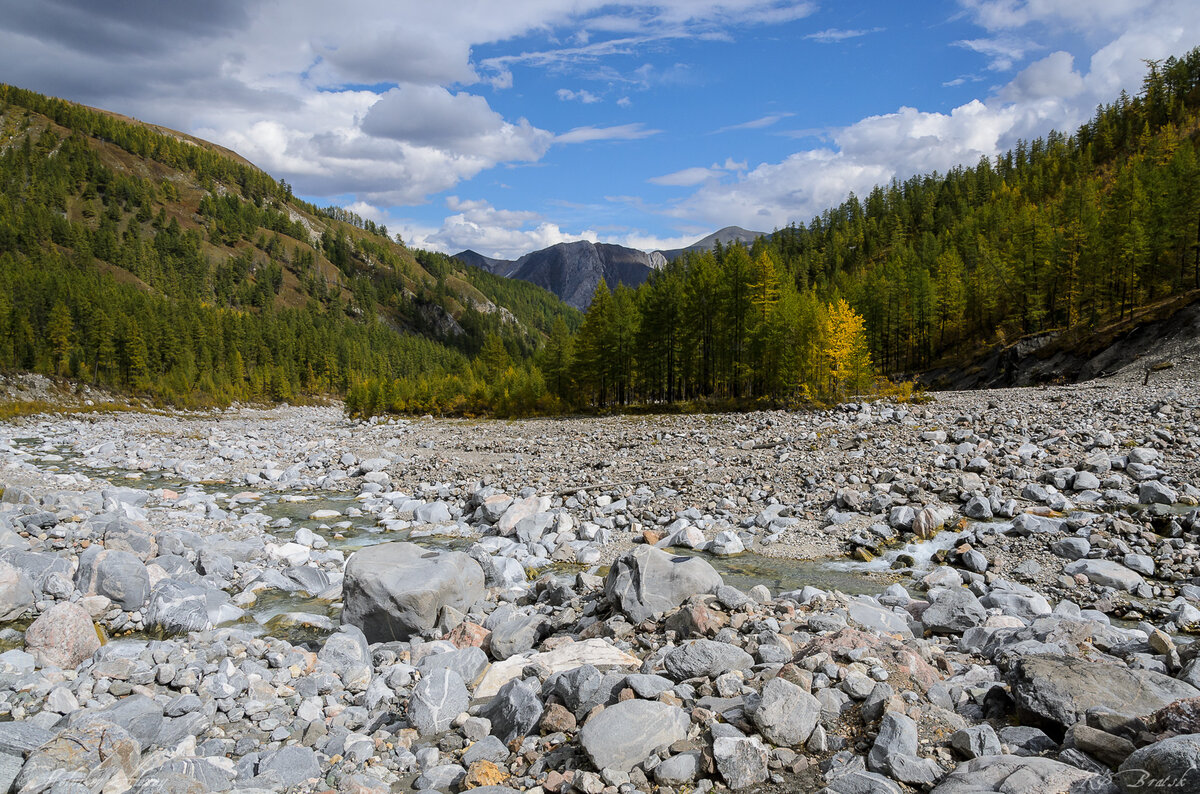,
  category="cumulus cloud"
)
[361,85,552,162]
[666,0,1200,231]
[0,0,818,207]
